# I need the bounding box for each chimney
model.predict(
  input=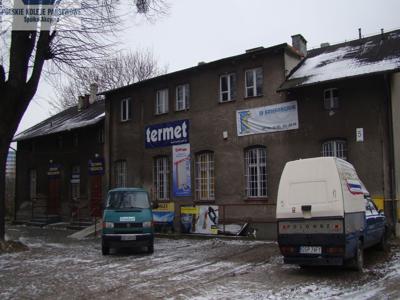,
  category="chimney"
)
[78,95,90,111]
[291,34,307,57]
[358,28,362,39]
[89,83,98,104]
[320,42,330,48]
